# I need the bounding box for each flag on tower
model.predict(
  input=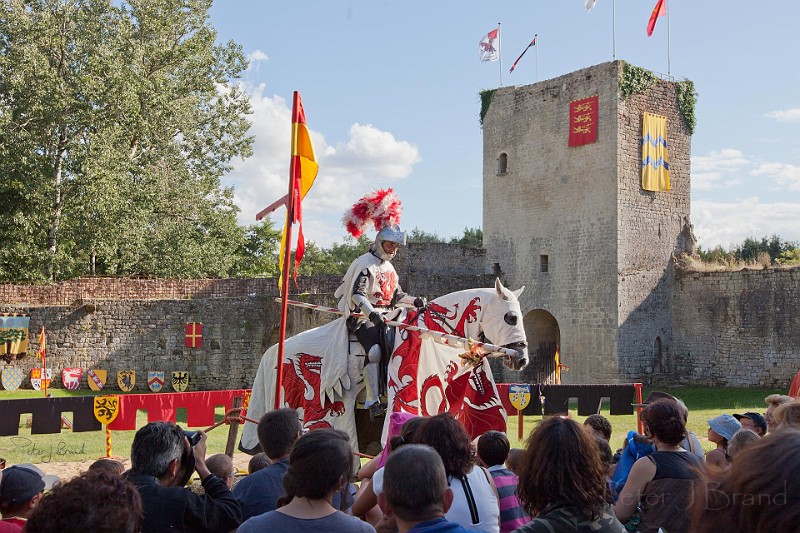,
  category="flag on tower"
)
[479,28,500,62]
[647,0,666,36]
[509,36,536,73]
